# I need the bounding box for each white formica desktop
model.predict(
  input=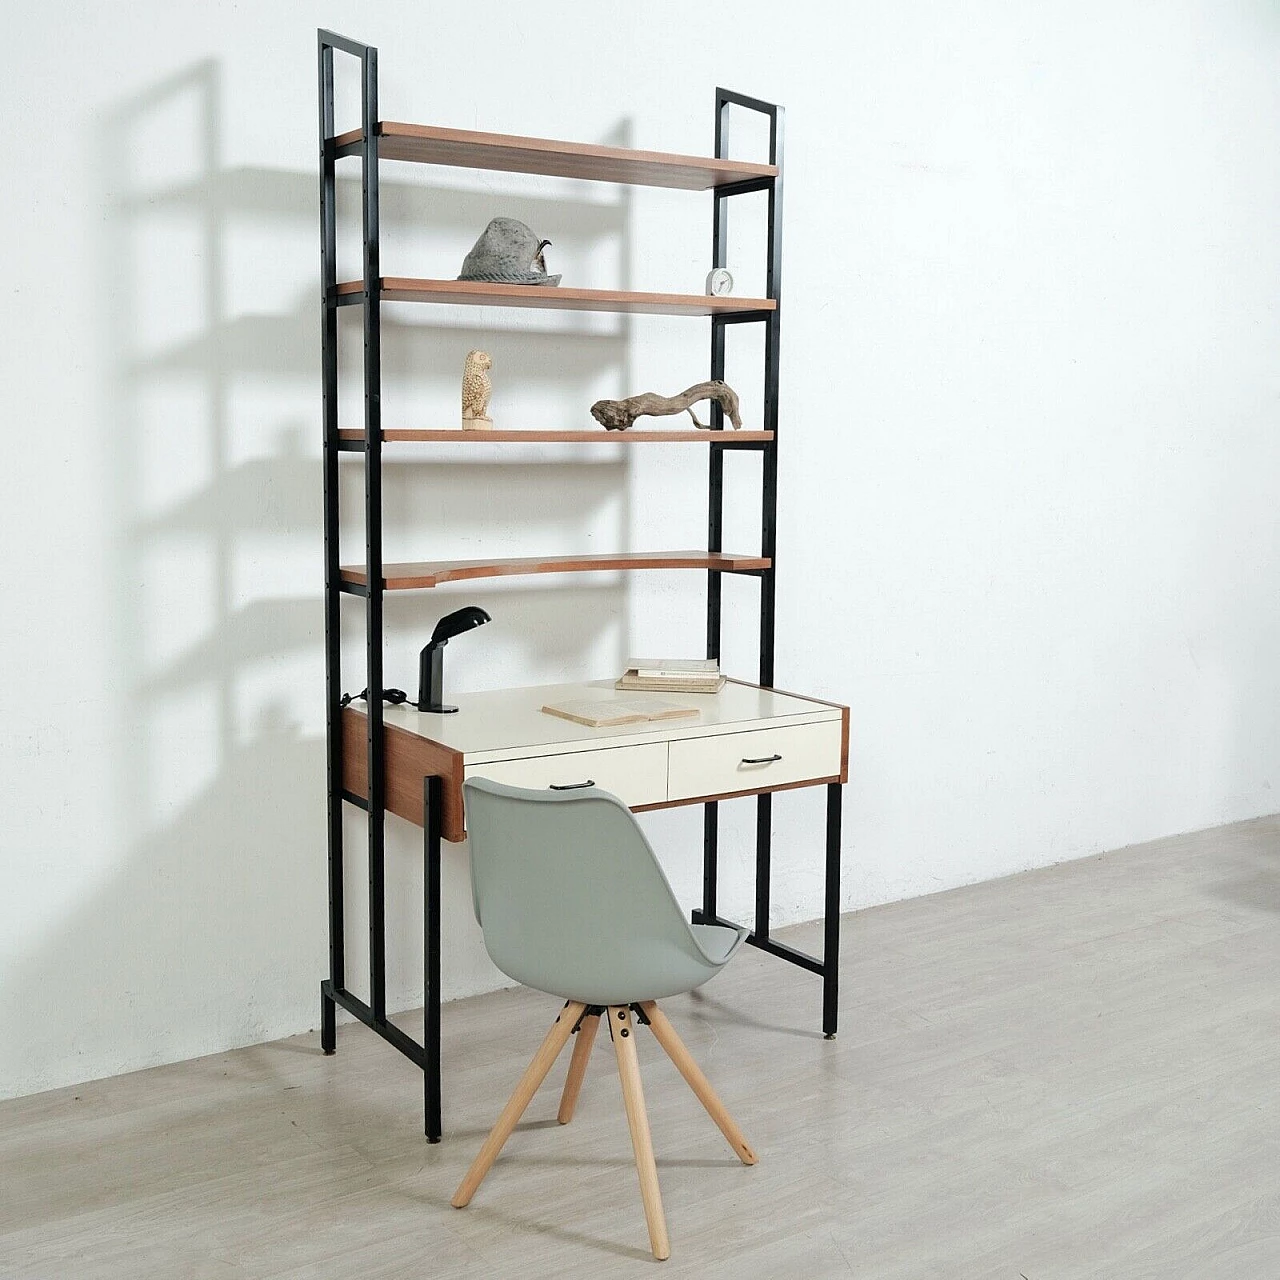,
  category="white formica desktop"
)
[342,678,849,842]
